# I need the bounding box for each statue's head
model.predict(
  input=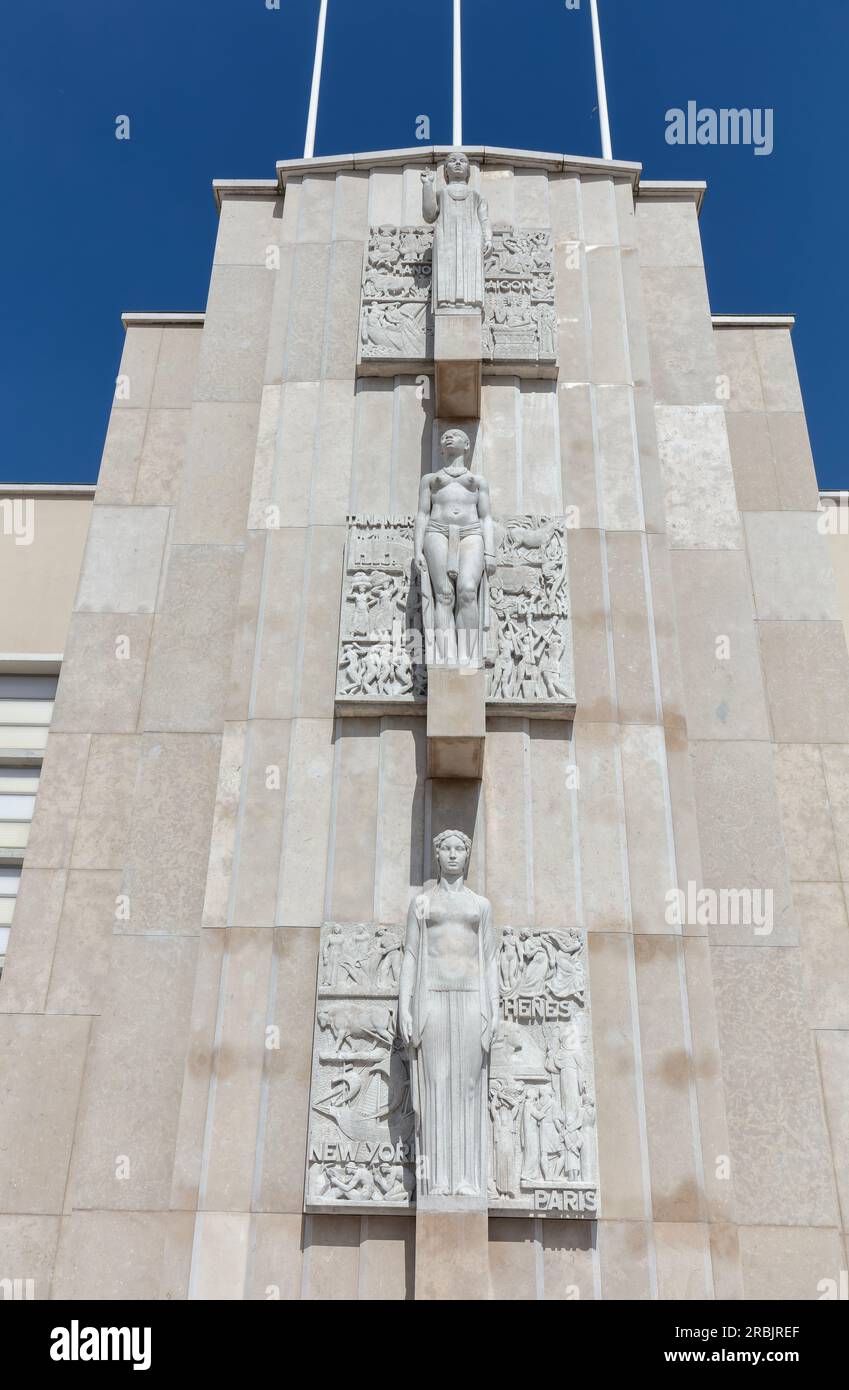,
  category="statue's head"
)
[444,150,471,183]
[440,427,471,464]
[433,828,472,880]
